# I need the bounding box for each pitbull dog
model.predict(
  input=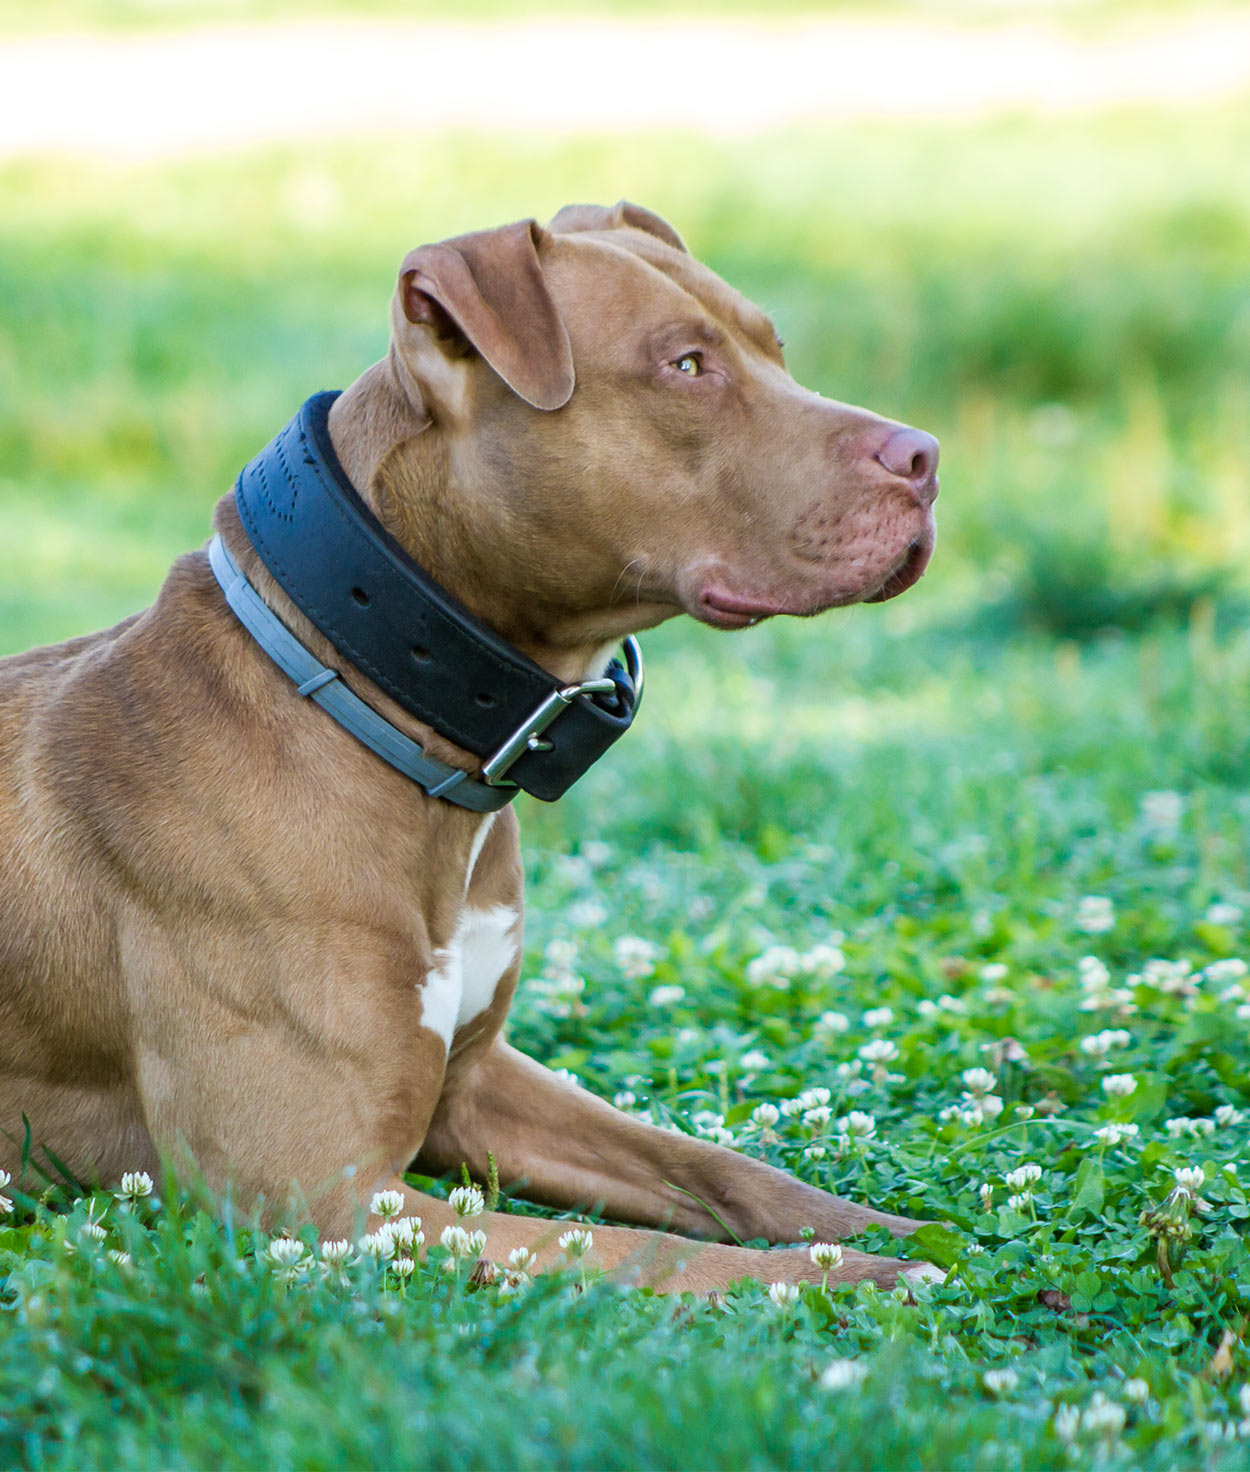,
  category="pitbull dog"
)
[0,201,938,1291]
